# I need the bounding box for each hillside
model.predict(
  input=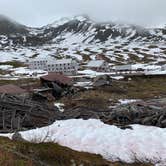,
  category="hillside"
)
[0,15,166,65]
[0,136,153,166]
